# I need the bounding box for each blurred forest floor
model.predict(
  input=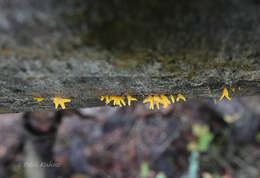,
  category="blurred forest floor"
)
[0,96,260,178]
